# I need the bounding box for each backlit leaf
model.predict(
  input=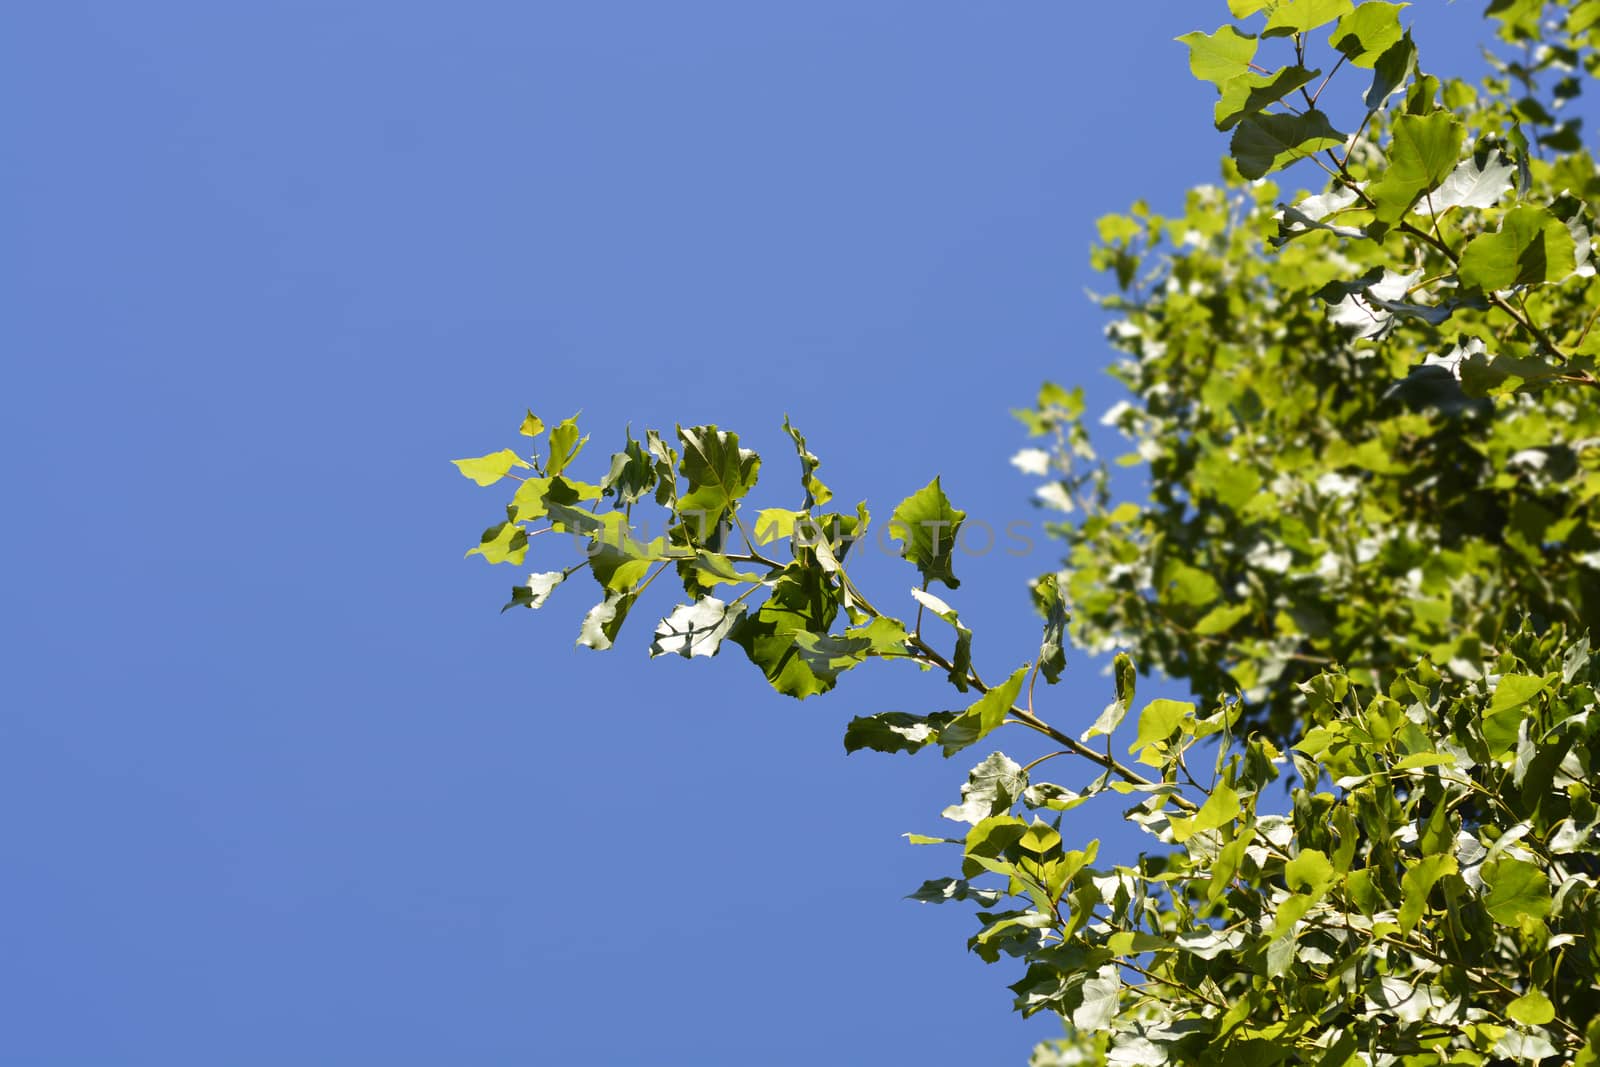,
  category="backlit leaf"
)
[1367,110,1464,223]
[453,449,530,486]
[1459,206,1578,289]
[1177,25,1258,87]
[890,477,966,589]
